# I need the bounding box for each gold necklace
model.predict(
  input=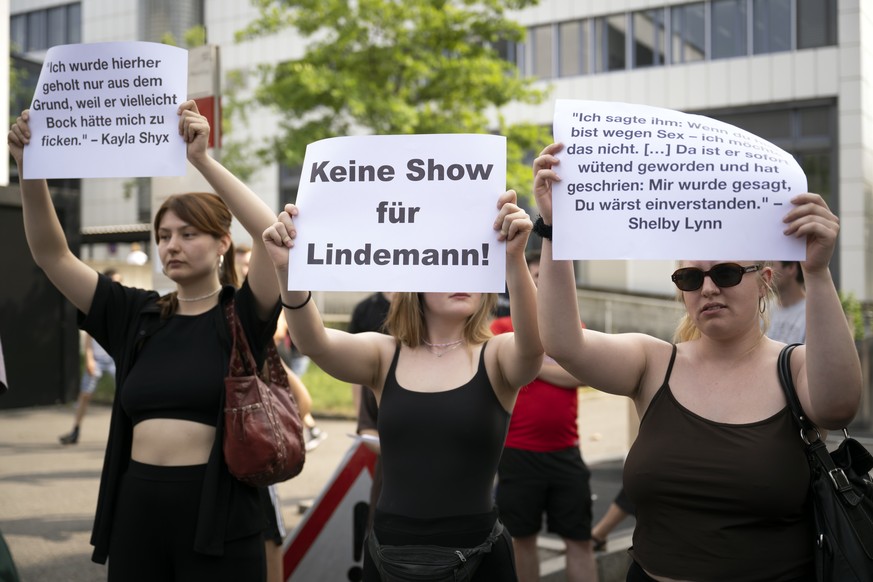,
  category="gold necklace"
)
[177,287,221,302]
